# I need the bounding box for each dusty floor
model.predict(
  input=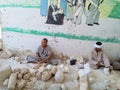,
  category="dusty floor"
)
[0,58,120,90]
